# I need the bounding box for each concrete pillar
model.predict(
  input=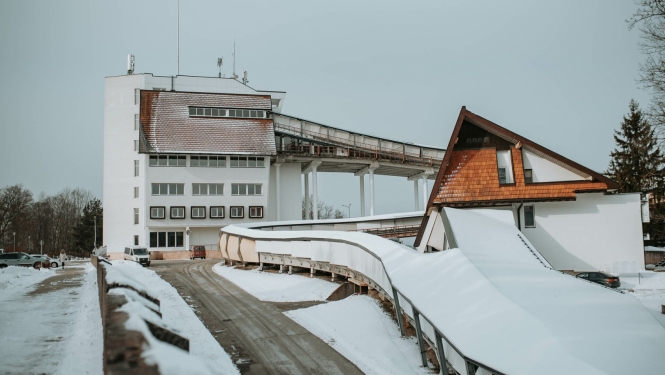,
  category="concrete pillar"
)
[331,272,336,281]
[413,179,419,211]
[275,163,282,221]
[288,265,293,275]
[359,174,366,217]
[312,165,319,220]
[279,264,284,274]
[185,227,190,251]
[304,172,310,220]
[369,168,376,216]
[310,267,314,278]
[422,175,429,210]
